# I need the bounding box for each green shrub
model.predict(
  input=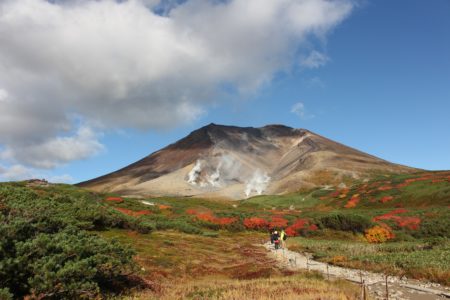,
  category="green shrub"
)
[0,288,13,300]
[412,218,450,238]
[202,231,219,238]
[154,219,203,234]
[318,213,373,233]
[224,221,246,232]
[0,183,141,298]
[0,221,136,298]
